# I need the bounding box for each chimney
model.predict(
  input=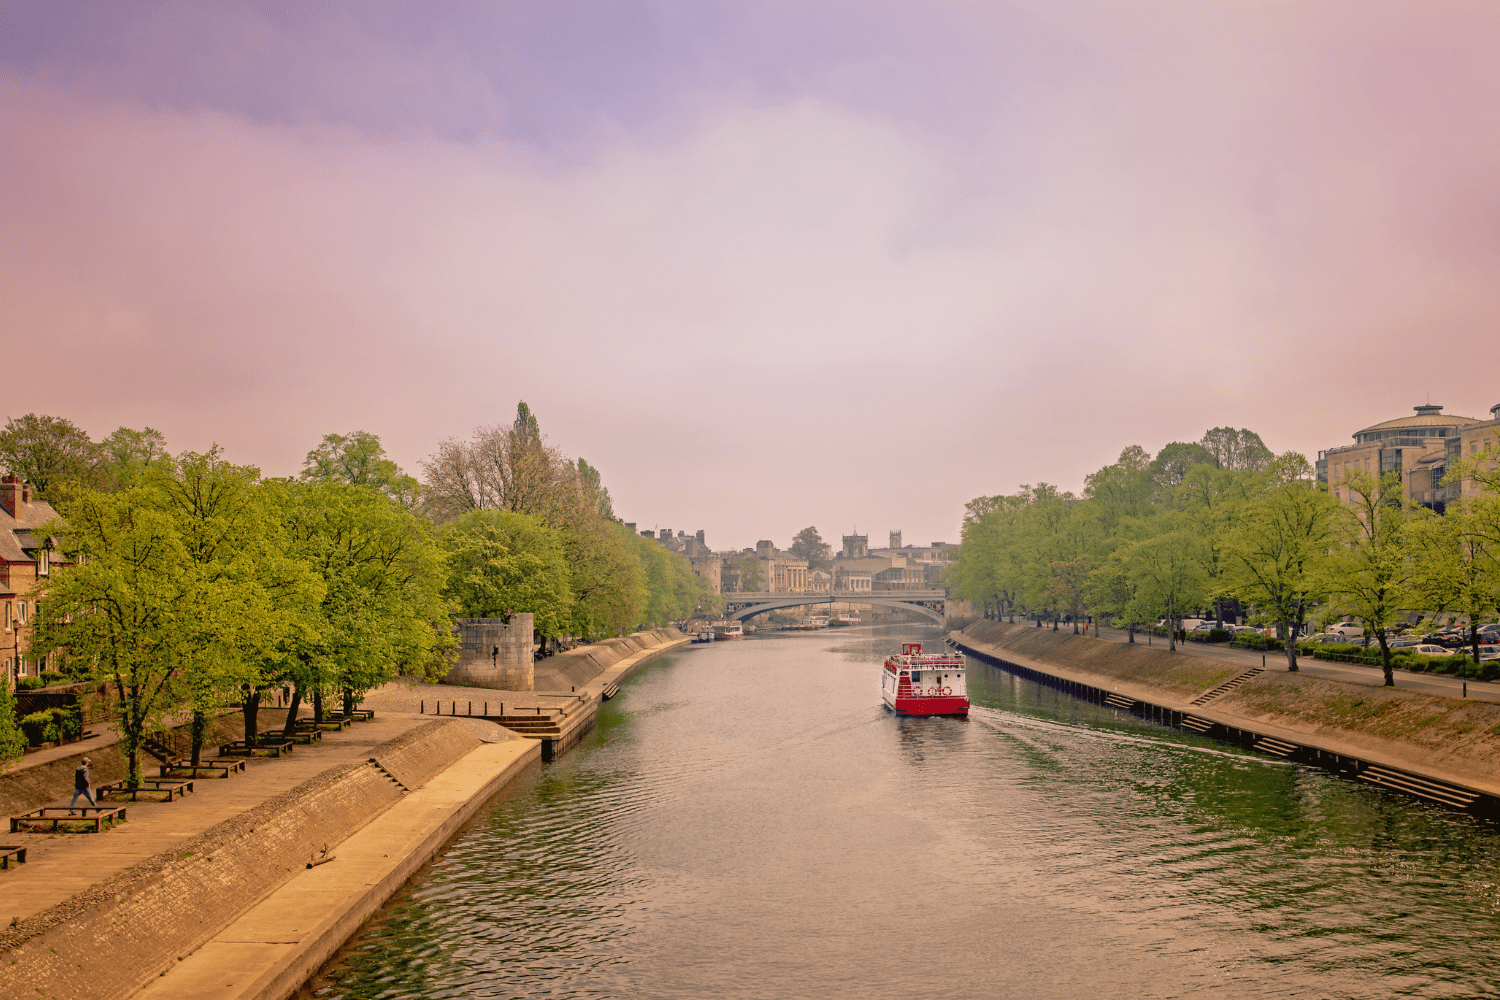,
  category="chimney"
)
[0,476,22,518]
